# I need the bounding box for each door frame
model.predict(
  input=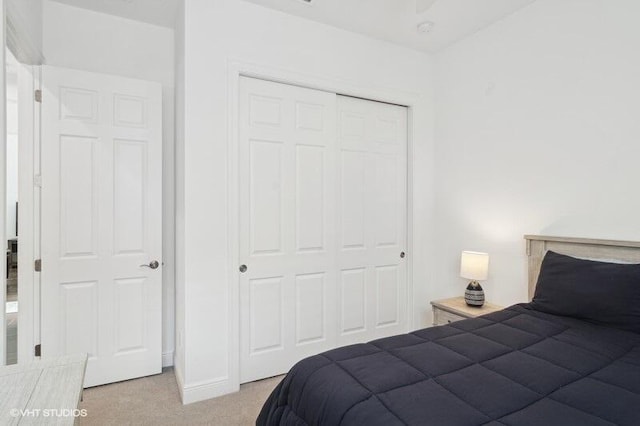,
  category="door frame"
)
[0,0,6,366]
[5,0,45,364]
[226,59,425,390]
[16,63,39,364]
